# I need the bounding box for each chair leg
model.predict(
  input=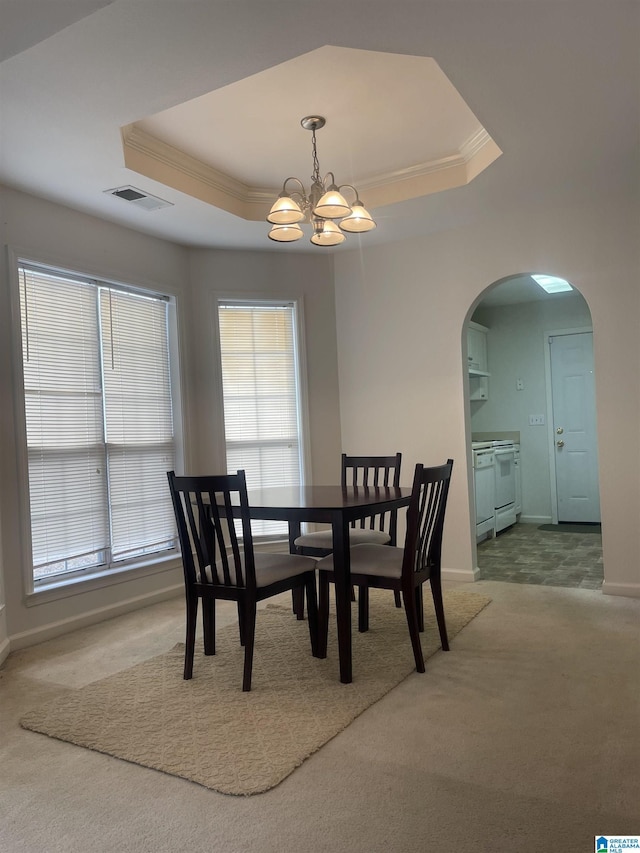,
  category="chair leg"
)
[416,585,424,633]
[184,594,198,680]
[237,601,245,646]
[242,600,257,692]
[402,587,425,673]
[317,571,330,658]
[304,575,320,657]
[430,576,449,651]
[394,590,402,608]
[292,587,305,620]
[358,585,369,632]
[202,596,215,655]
